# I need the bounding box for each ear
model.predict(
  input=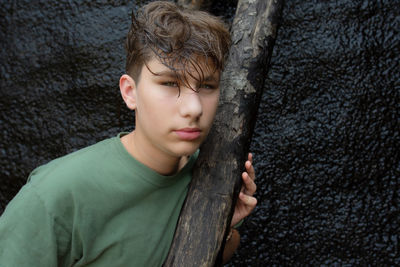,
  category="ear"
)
[119,74,137,110]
